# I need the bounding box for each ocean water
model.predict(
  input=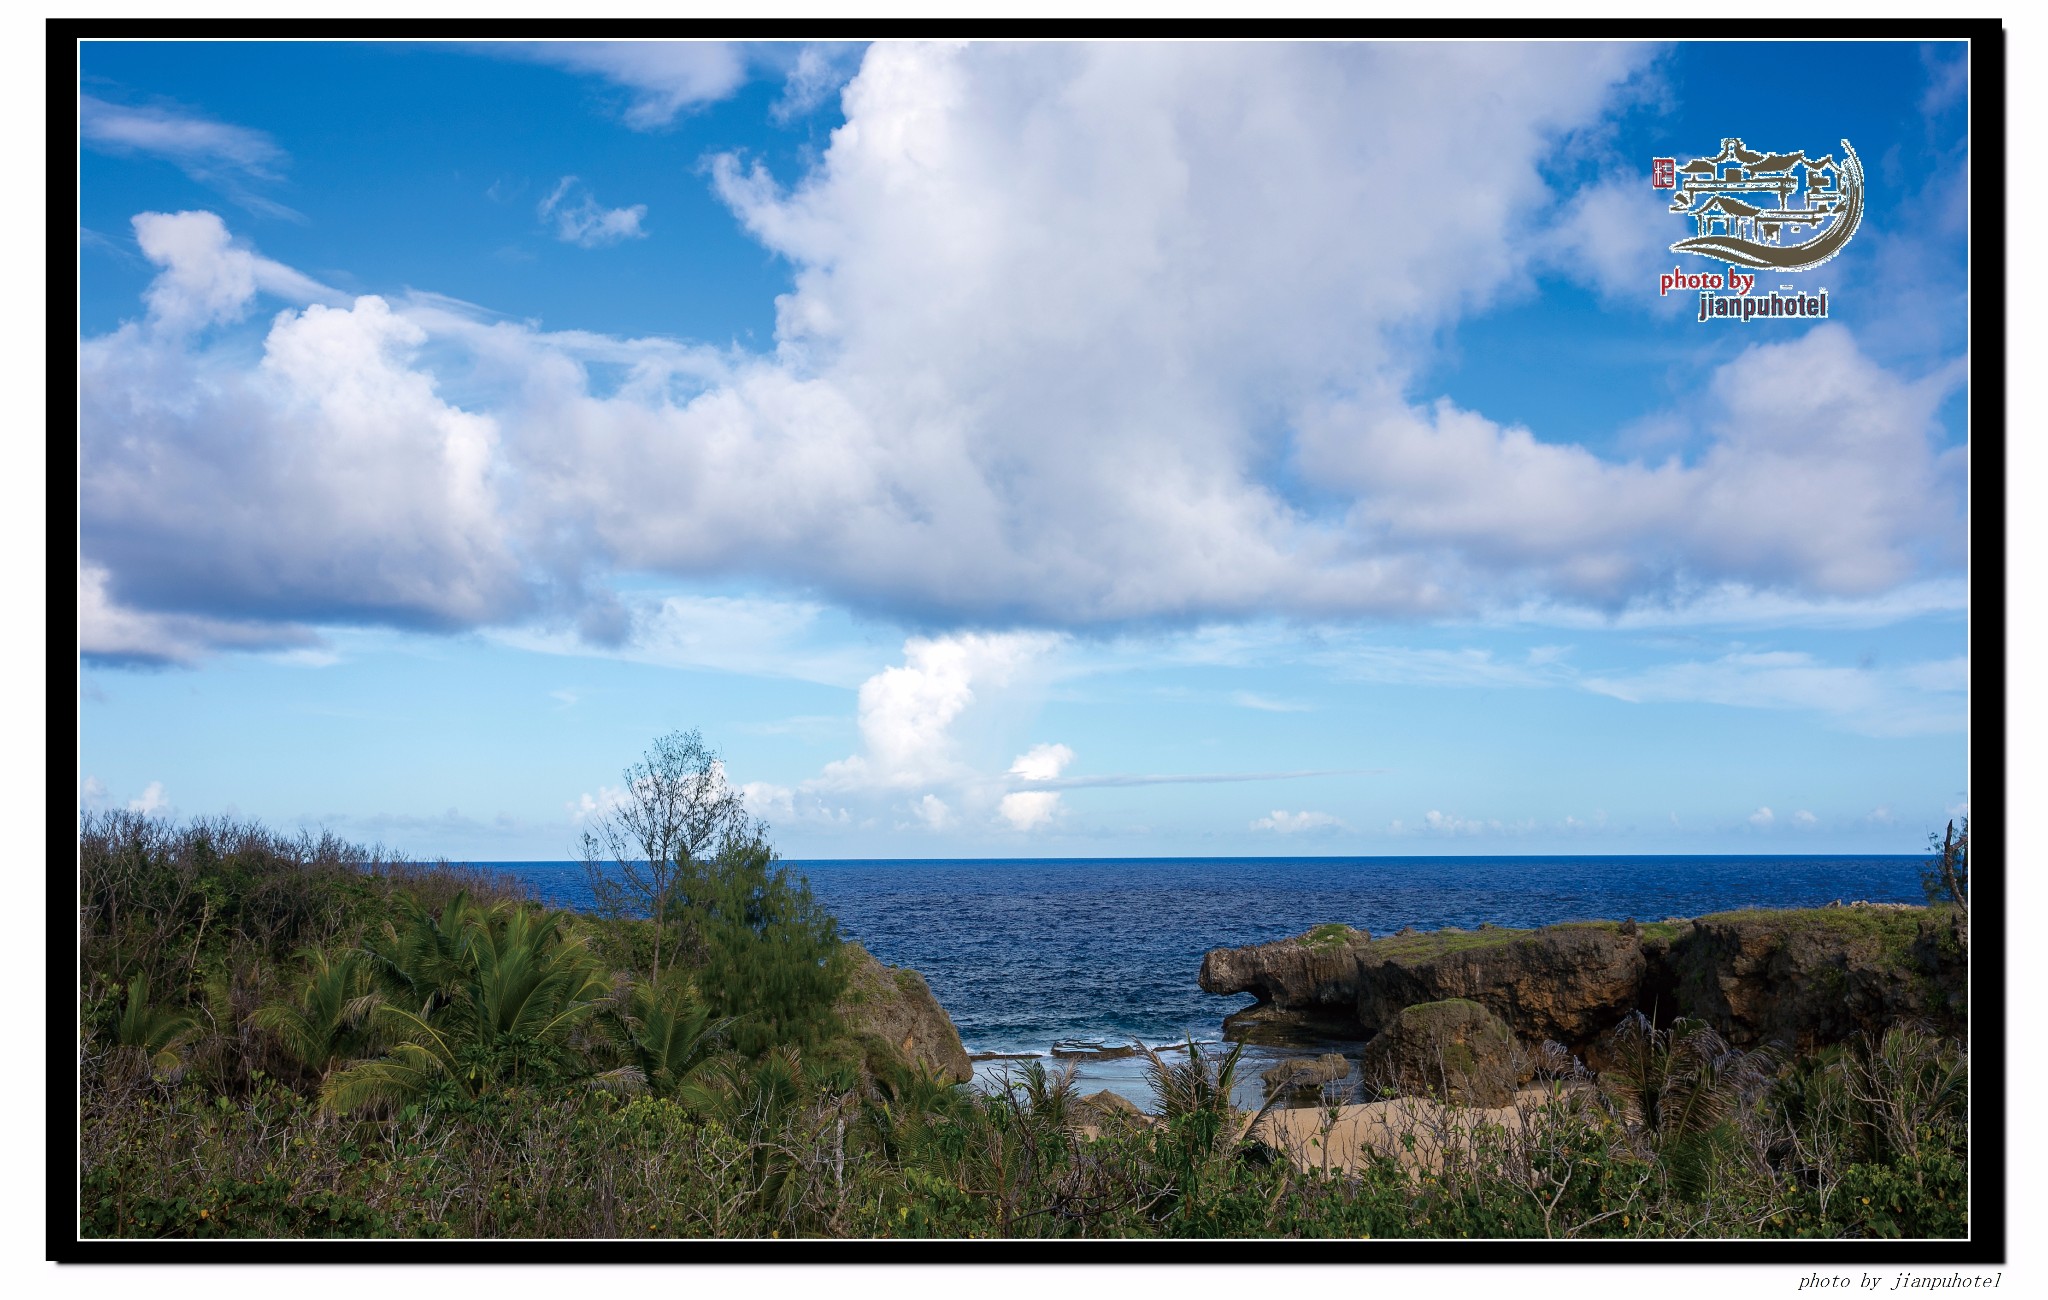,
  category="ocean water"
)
[491,855,1924,1104]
